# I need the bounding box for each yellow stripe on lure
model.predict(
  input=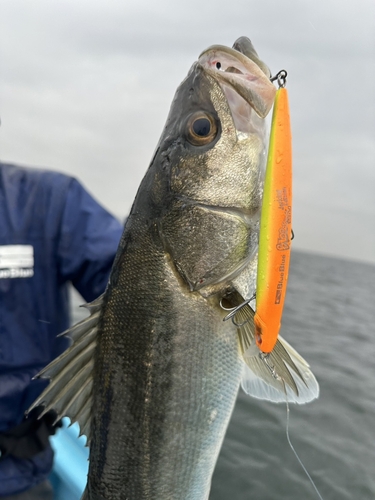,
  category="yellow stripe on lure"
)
[254,82,292,354]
